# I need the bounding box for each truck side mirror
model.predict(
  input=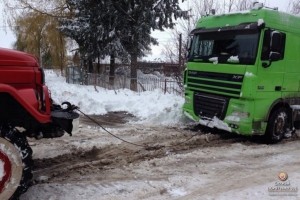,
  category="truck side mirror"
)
[270,31,285,62]
[270,31,283,53]
[262,31,285,68]
[262,51,282,68]
[269,52,281,61]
